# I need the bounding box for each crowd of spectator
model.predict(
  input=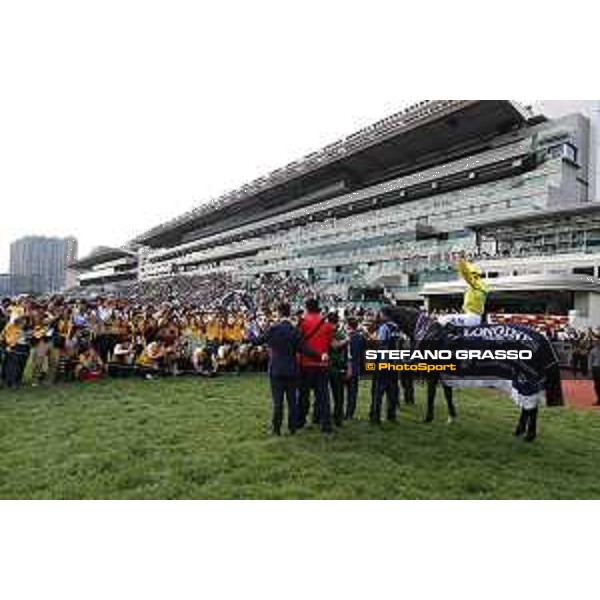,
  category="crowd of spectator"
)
[0,273,380,392]
[118,273,235,307]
